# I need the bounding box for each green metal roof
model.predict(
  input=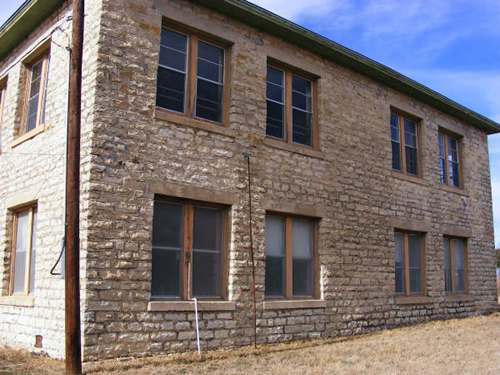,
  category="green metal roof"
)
[0,0,64,62]
[1,0,499,134]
